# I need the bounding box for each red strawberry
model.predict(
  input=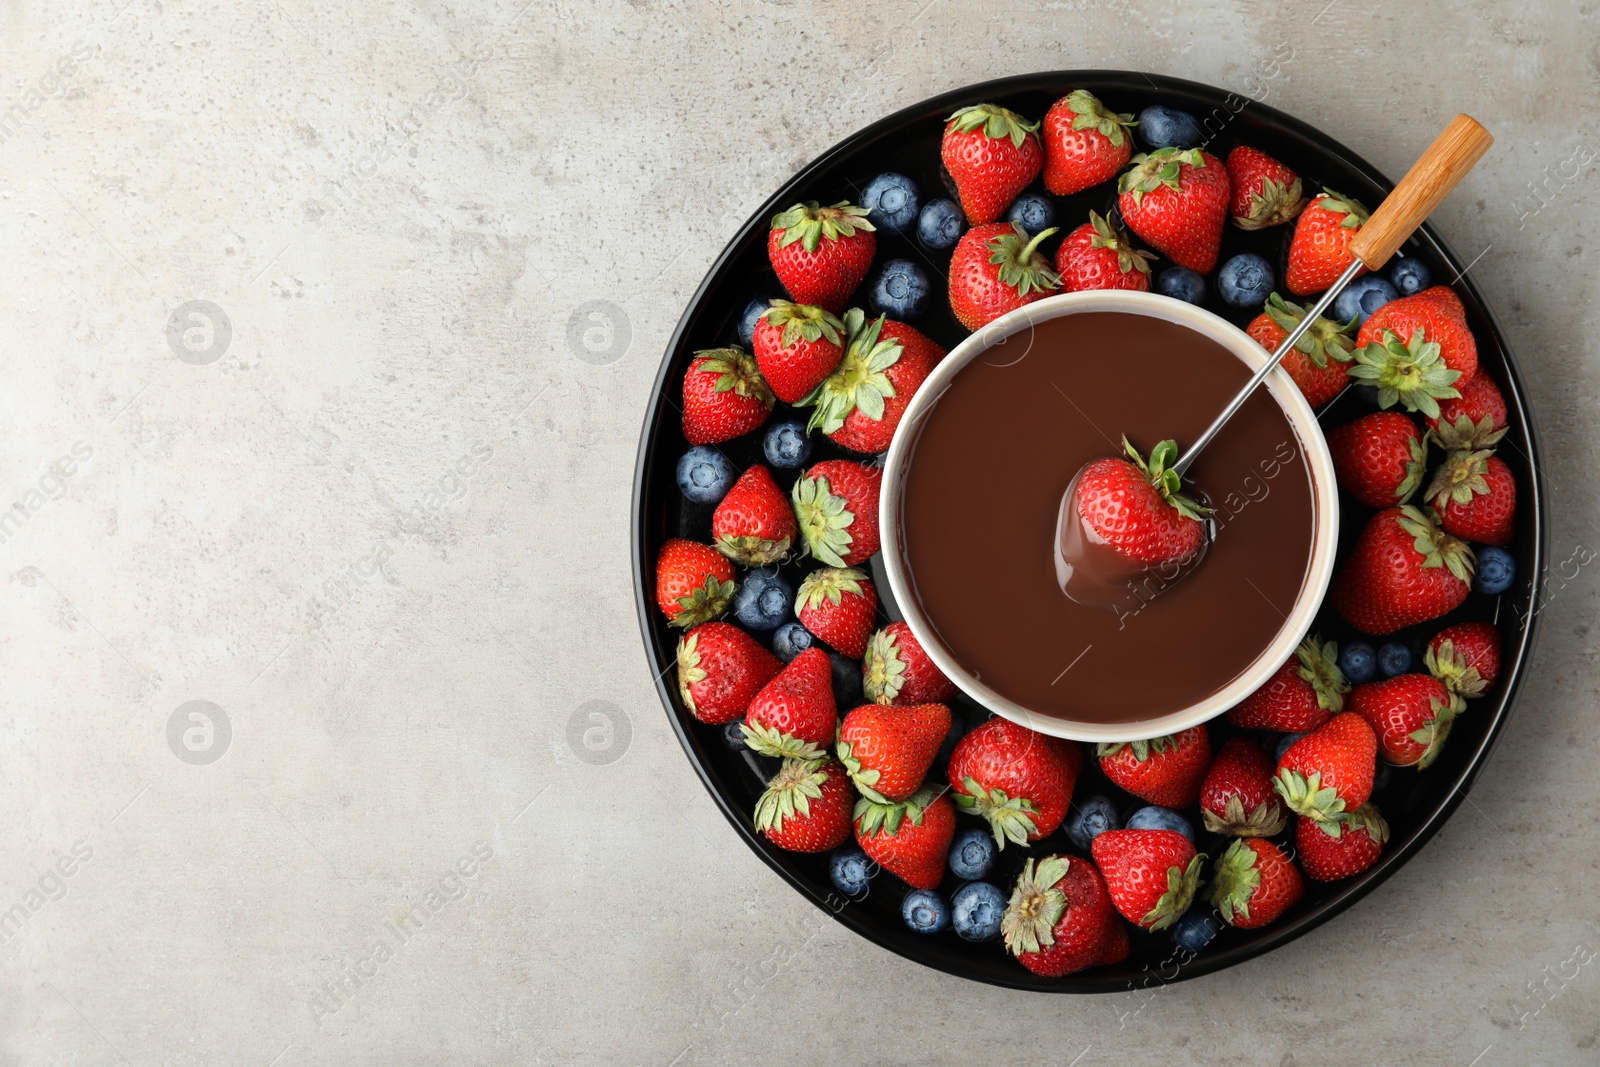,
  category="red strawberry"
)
[1332,505,1474,634]
[1418,286,1468,320]
[754,757,854,853]
[751,300,845,403]
[862,621,956,706]
[1200,737,1288,838]
[1225,145,1307,231]
[947,222,1061,331]
[1426,450,1516,546]
[1245,293,1356,409]
[1296,803,1389,881]
[675,622,780,725]
[1091,828,1204,931]
[1285,190,1370,295]
[1273,712,1377,828]
[1348,327,1462,421]
[790,460,881,567]
[1347,674,1456,768]
[1055,211,1153,292]
[767,201,876,312]
[941,104,1043,224]
[712,465,796,566]
[681,347,775,445]
[880,318,946,366]
[795,566,876,658]
[799,311,944,454]
[1326,412,1428,509]
[1097,725,1211,809]
[1041,90,1136,196]
[1226,635,1347,733]
[1354,287,1480,416]
[742,647,837,758]
[1426,371,1507,444]
[948,717,1084,846]
[854,786,955,890]
[1211,838,1303,929]
[655,539,738,628]
[1002,854,1127,976]
[1425,409,1512,545]
[835,701,951,804]
[1073,437,1209,567]
[1116,148,1229,273]
[1426,620,1502,699]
